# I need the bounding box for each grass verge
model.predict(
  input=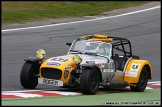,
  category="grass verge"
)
[2,1,149,24]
